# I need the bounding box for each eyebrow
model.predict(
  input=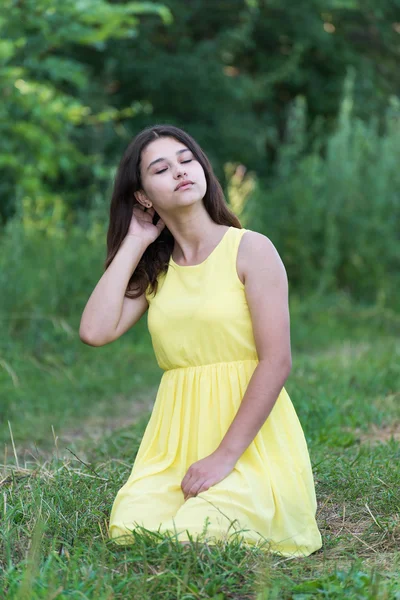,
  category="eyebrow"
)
[146,148,191,171]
